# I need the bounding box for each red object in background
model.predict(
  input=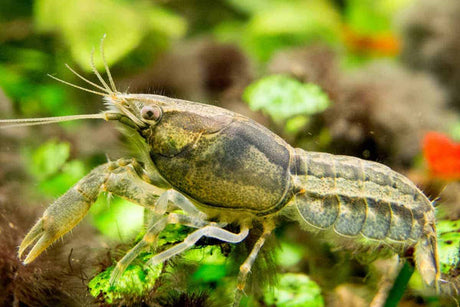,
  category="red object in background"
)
[342,26,400,56]
[423,132,460,180]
